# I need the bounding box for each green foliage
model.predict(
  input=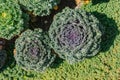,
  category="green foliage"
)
[0,50,7,69]
[0,0,29,40]
[49,7,103,64]
[14,29,56,72]
[17,0,60,16]
[0,64,38,80]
